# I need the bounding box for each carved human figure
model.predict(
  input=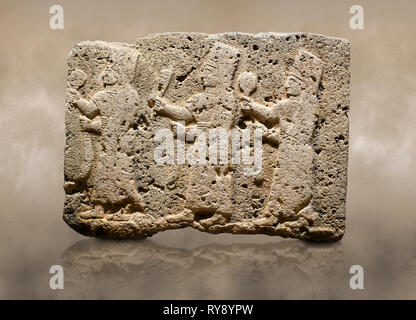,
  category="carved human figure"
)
[153,42,240,228]
[241,50,323,226]
[70,50,144,219]
[66,69,99,186]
